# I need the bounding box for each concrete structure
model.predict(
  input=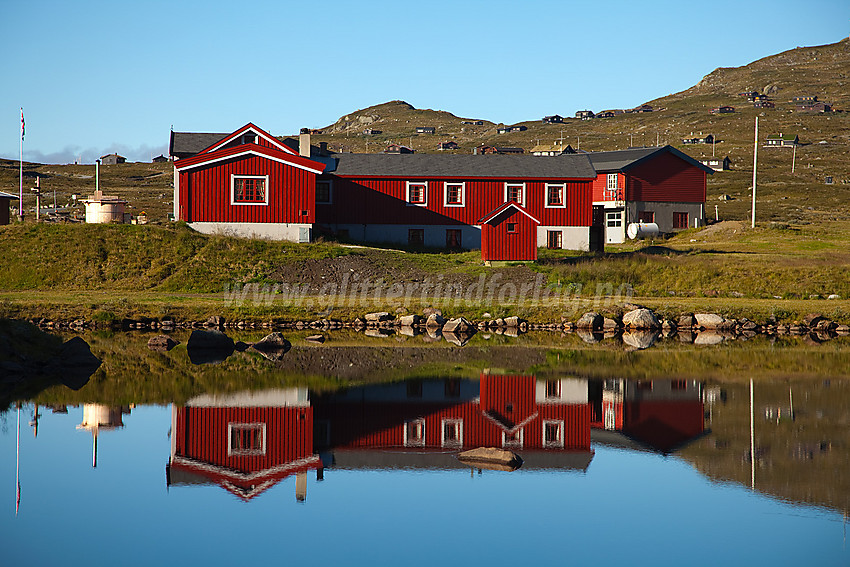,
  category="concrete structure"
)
[83,190,128,224]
